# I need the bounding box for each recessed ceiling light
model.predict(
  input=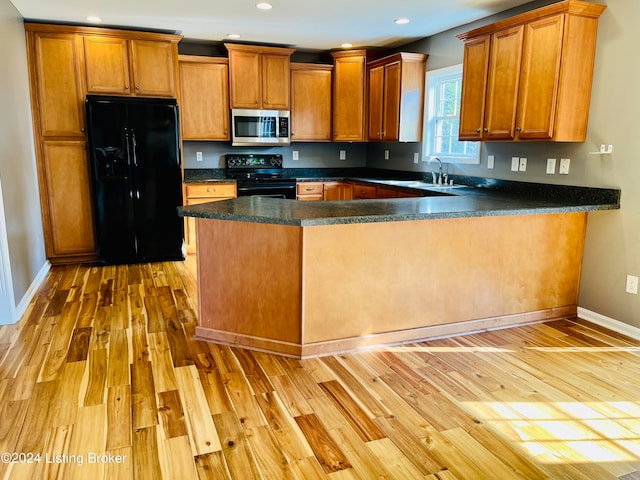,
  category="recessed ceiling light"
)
[394,18,410,25]
[86,15,102,23]
[256,2,273,9]
[341,43,353,48]
[227,33,241,39]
